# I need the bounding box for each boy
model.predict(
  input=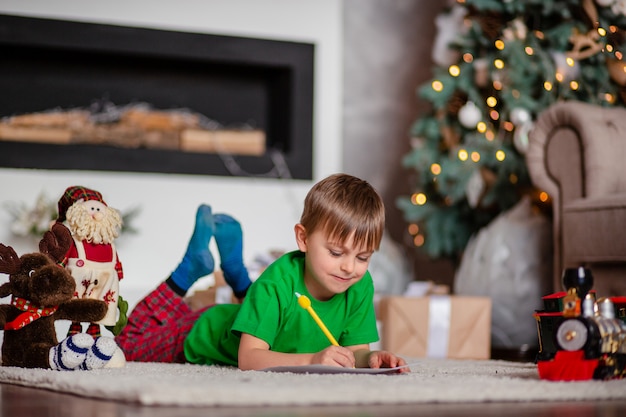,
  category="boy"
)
[116,173,407,371]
